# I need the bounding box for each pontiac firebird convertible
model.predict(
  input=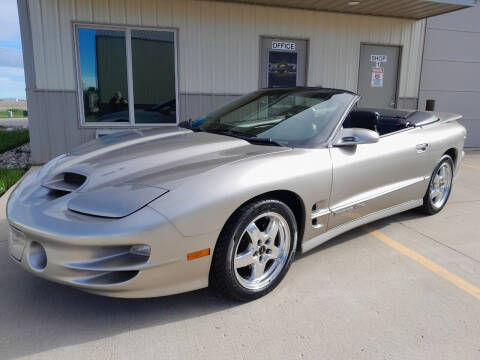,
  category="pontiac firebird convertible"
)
[7,87,466,301]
